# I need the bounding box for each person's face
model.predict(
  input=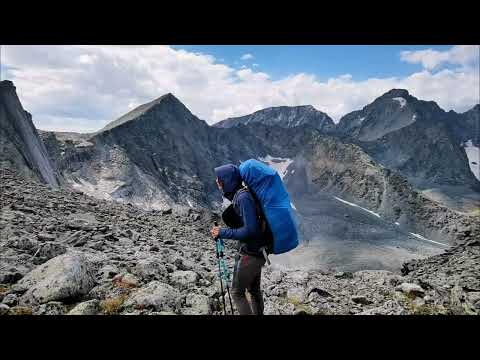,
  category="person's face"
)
[216,177,223,191]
